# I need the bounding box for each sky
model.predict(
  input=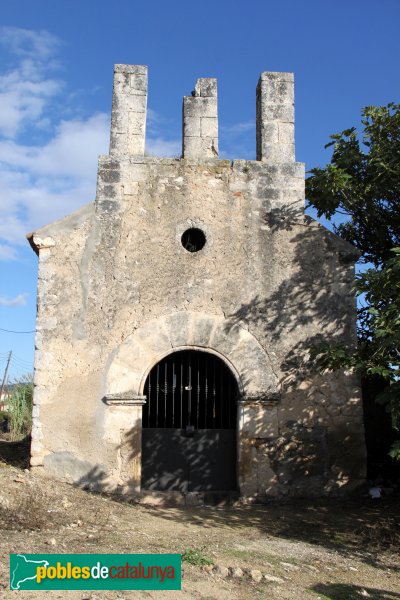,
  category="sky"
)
[0,0,399,381]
